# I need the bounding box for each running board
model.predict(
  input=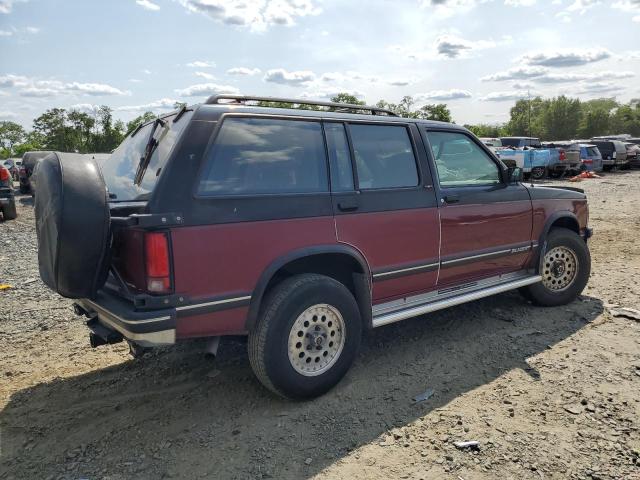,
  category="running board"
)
[372,275,542,328]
